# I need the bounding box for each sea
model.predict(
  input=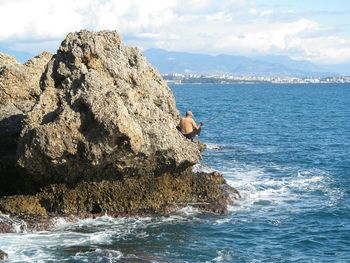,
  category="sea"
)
[0,83,349,262]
